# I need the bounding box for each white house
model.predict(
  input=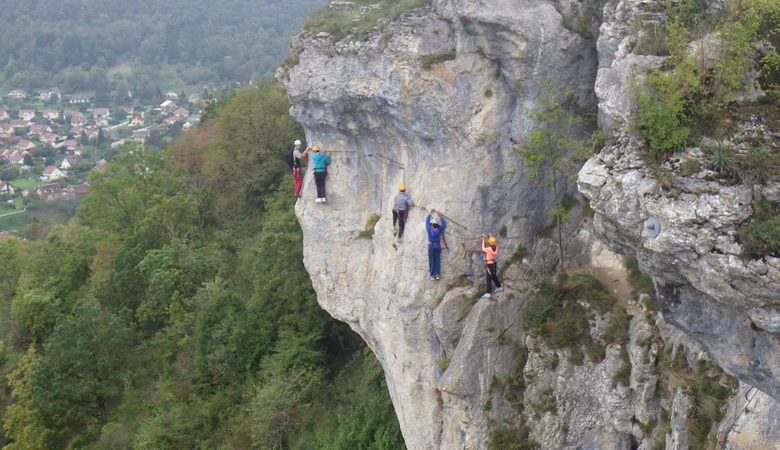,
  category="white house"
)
[8,151,24,165]
[38,88,61,102]
[7,89,27,100]
[93,107,110,119]
[43,110,60,120]
[18,110,35,121]
[160,100,176,112]
[68,93,92,104]
[41,165,65,181]
[60,155,83,170]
